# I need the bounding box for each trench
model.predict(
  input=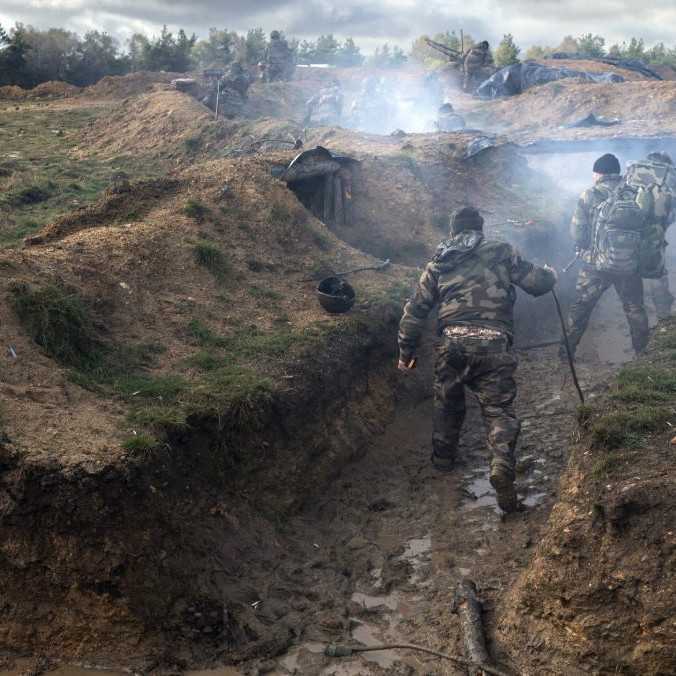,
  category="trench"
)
[6,139,672,674]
